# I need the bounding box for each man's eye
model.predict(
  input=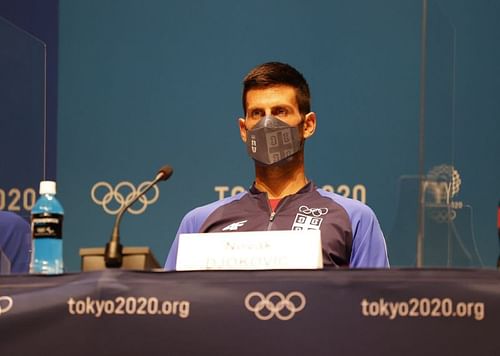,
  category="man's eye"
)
[273,108,288,117]
[250,110,264,119]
